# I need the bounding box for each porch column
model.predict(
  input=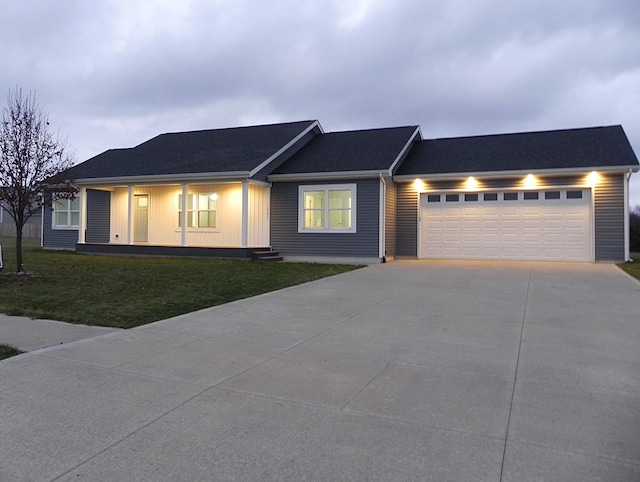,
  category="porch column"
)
[127,185,134,245]
[78,187,87,244]
[241,180,249,248]
[181,183,188,246]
